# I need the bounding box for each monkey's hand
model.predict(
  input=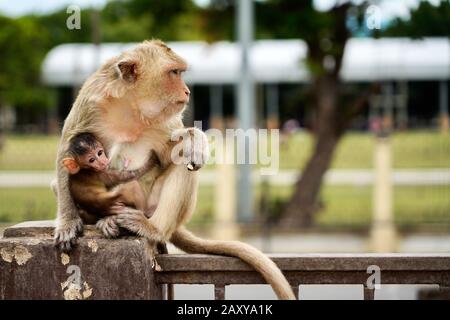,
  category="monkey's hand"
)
[54,216,83,252]
[187,127,209,171]
[96,216,120,238]
[172,128,209,171]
